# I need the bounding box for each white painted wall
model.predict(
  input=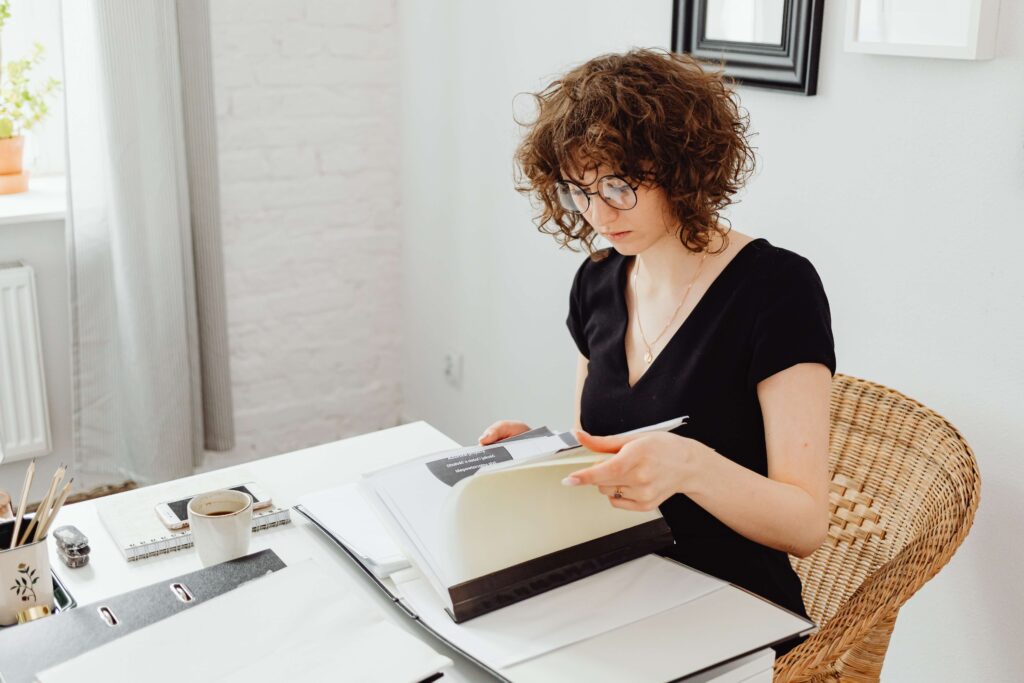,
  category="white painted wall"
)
[399,1,1023,680]
[205,0,403,465]
[1,0,405,490]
